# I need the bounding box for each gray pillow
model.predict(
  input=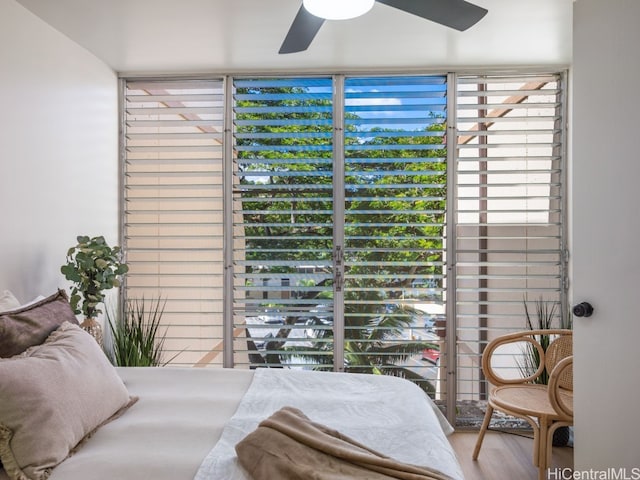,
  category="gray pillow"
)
[0,322,136,480]
[0,289,78,357]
